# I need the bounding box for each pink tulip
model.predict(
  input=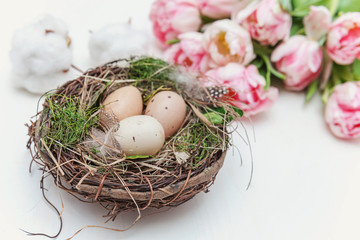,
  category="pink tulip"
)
[232,0,291,46]
[204,63,279,115]
[325,81,360,139]
[197,0,239,19]
[149,0,202,46]
[164,32,210,74]
[203,19,255,67]
[271,35,322,91]
[303,6,332,41]
[326,12,360,65]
